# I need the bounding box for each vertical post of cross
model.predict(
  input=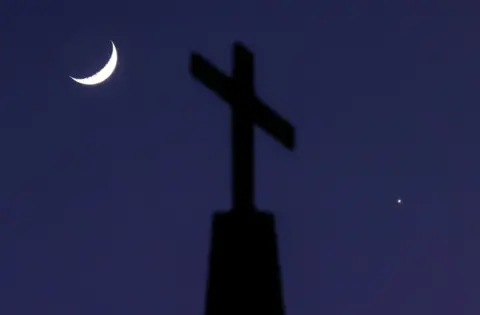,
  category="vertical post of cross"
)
[231,44,255,211]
